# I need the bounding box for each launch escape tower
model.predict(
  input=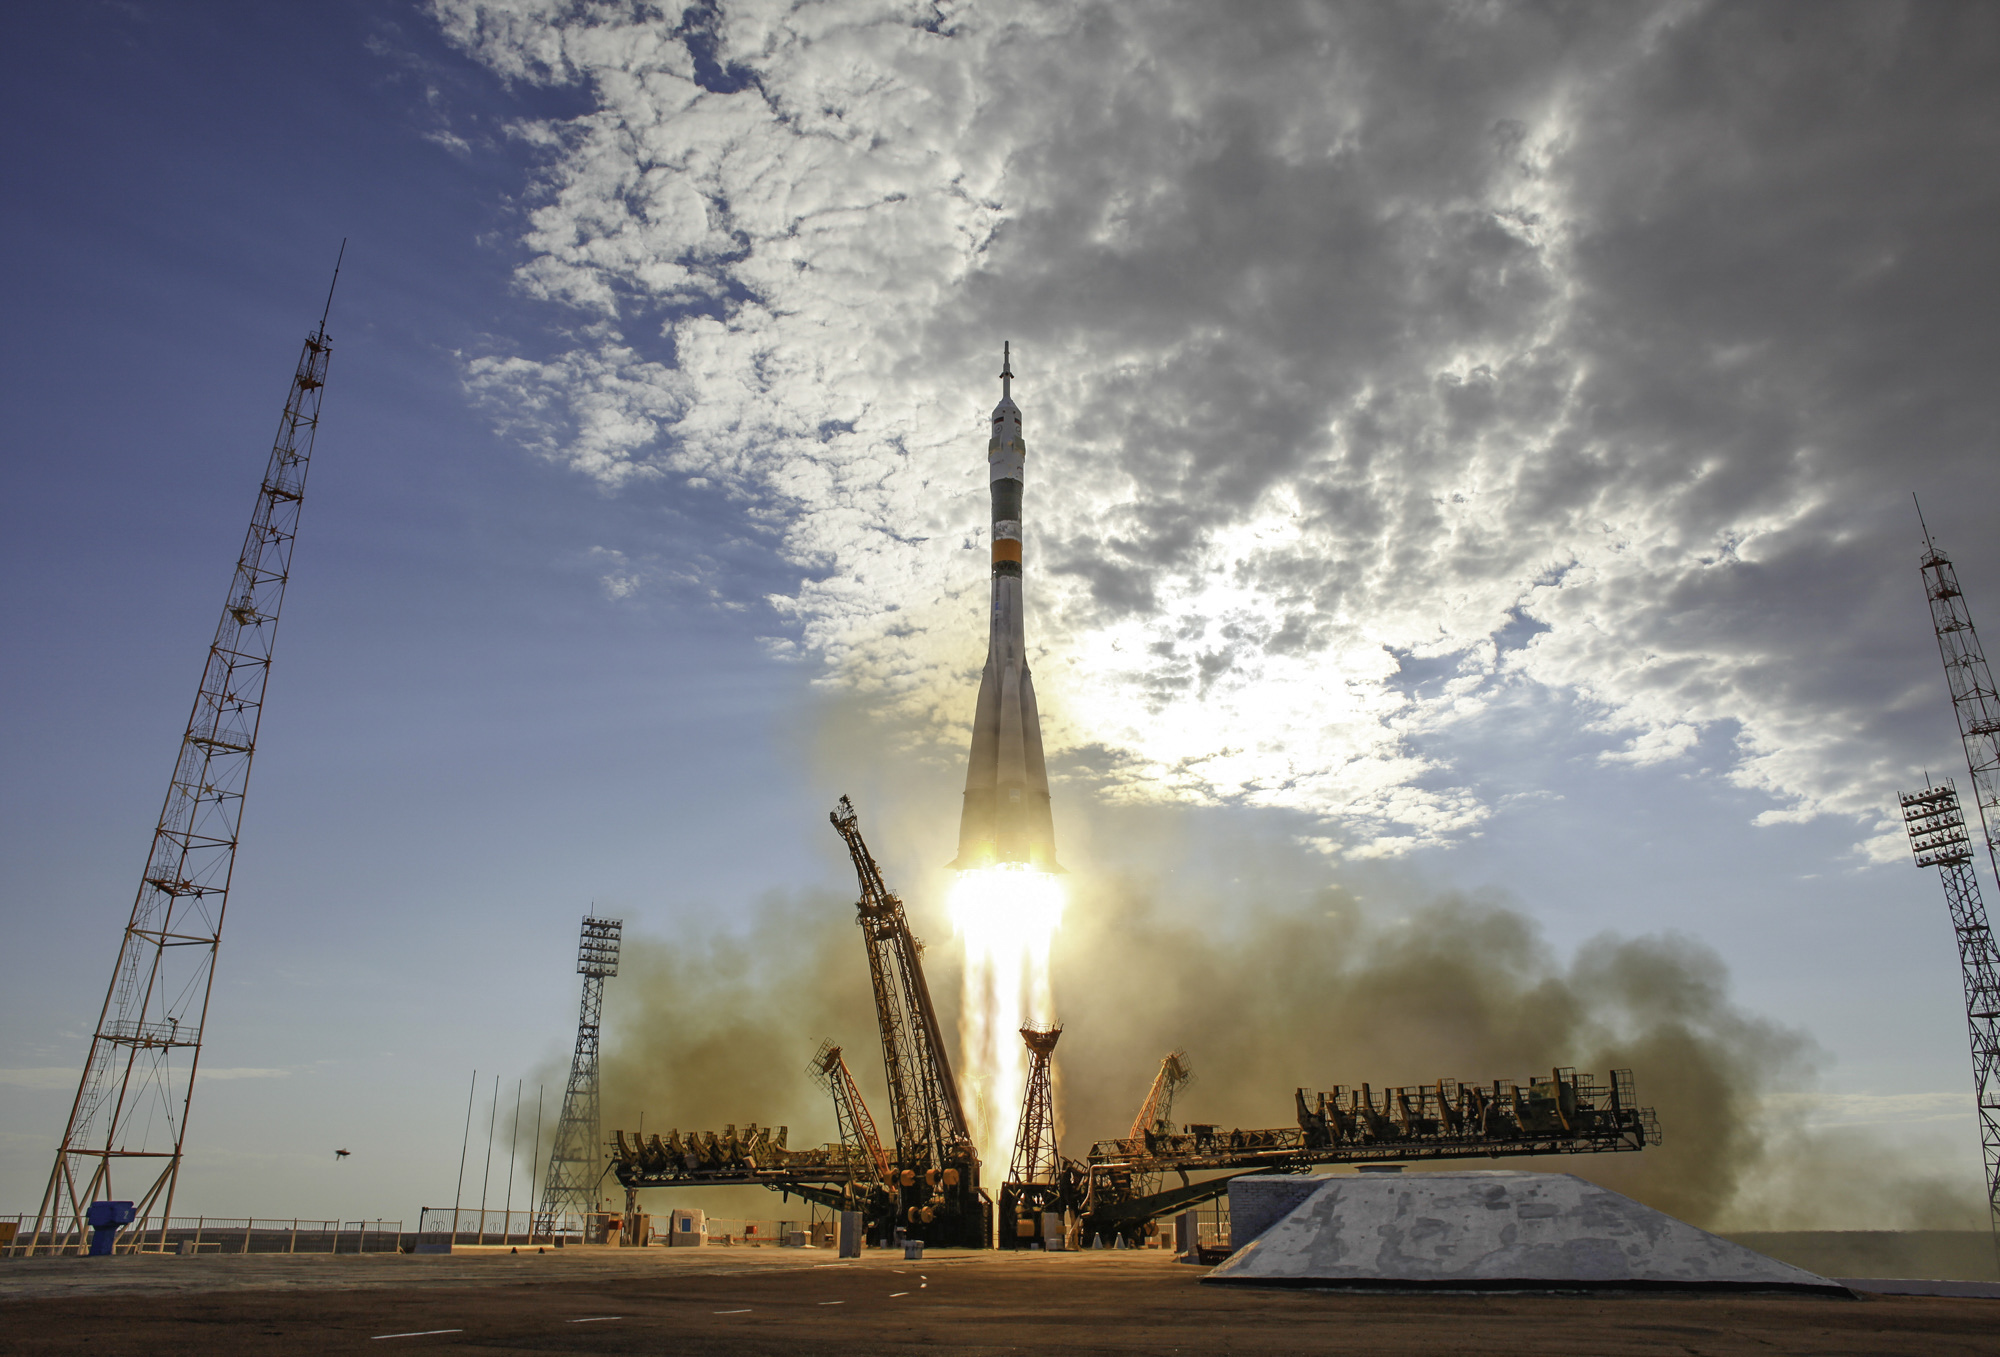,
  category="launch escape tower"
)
[29,263,340,1254]
[1901,516,2000,1242]
[830,796,989,1245]
[537,915,622,1238]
